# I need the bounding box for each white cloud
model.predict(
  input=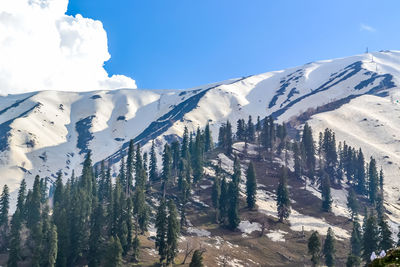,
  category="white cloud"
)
[360,23,376,32]
[0,0,136,95]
